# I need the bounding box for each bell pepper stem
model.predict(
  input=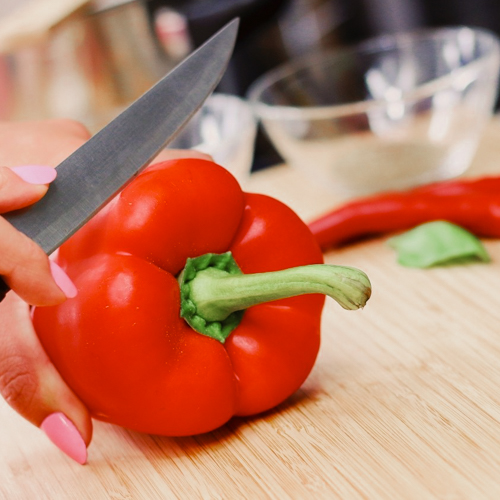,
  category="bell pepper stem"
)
[192,265,371,320]
[179,252,371,343]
